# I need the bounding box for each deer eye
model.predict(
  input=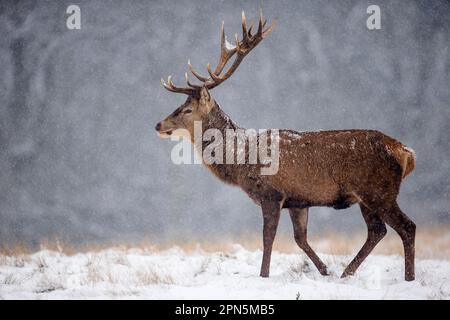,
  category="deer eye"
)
[183,109,192,114]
